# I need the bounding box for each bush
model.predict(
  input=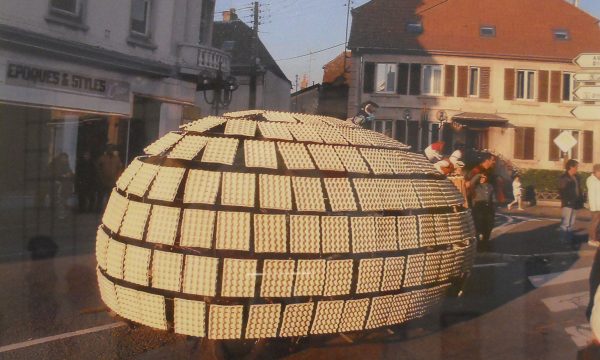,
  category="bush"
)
[520,169,591,192]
